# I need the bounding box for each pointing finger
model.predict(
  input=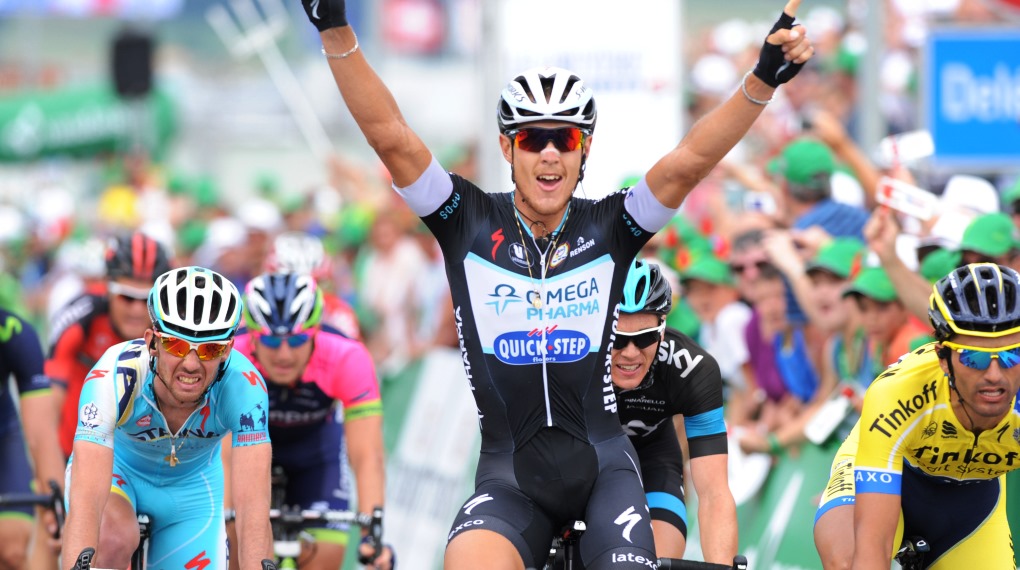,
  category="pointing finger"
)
[784,0,802,18]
